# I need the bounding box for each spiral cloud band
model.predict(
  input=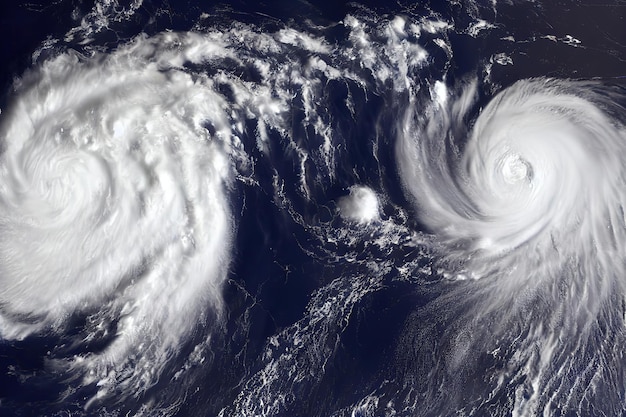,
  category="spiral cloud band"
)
[398,78,626,414]
[0,35,235,399]
[400,78,626,267]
